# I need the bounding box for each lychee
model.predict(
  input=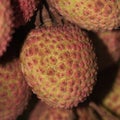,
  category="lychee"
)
[0,59,31,120]
[20,23,97,109]
[48,0,120,31]
[29,101,75,120]
[0,0,14,57]
[11,0,38,28]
